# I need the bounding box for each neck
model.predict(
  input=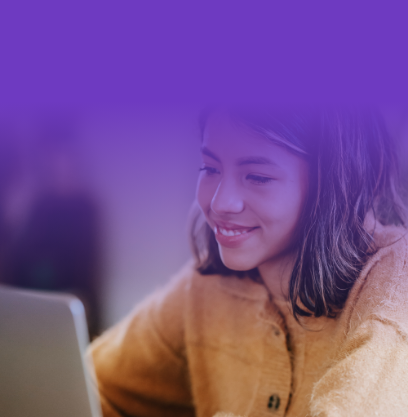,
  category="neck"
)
[258,251,297,301]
